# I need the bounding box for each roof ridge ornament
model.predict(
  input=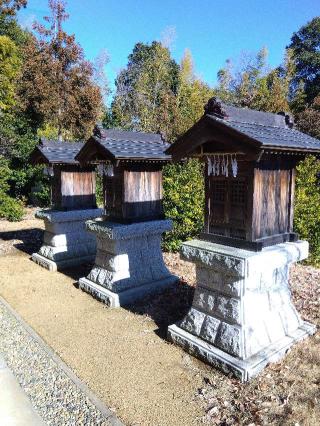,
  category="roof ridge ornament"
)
[204,97,229,119]
[93,123,104,138]
[156,130,167,144]
[277,111,295,129]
